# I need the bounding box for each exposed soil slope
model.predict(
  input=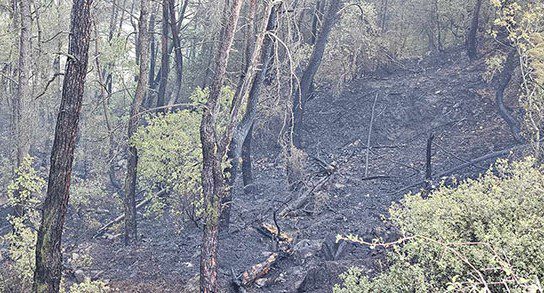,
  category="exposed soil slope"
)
[81,48,520,292]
